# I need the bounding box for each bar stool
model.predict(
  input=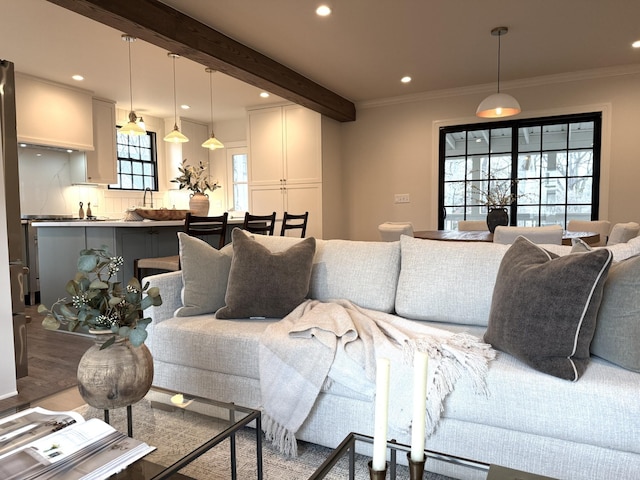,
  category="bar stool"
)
[133,212,228,280]
[280,212,309,237]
